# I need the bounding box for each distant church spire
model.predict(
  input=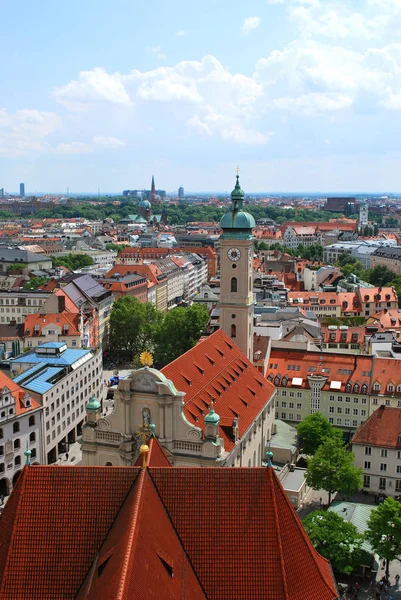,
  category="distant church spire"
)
[151,175,156,203]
